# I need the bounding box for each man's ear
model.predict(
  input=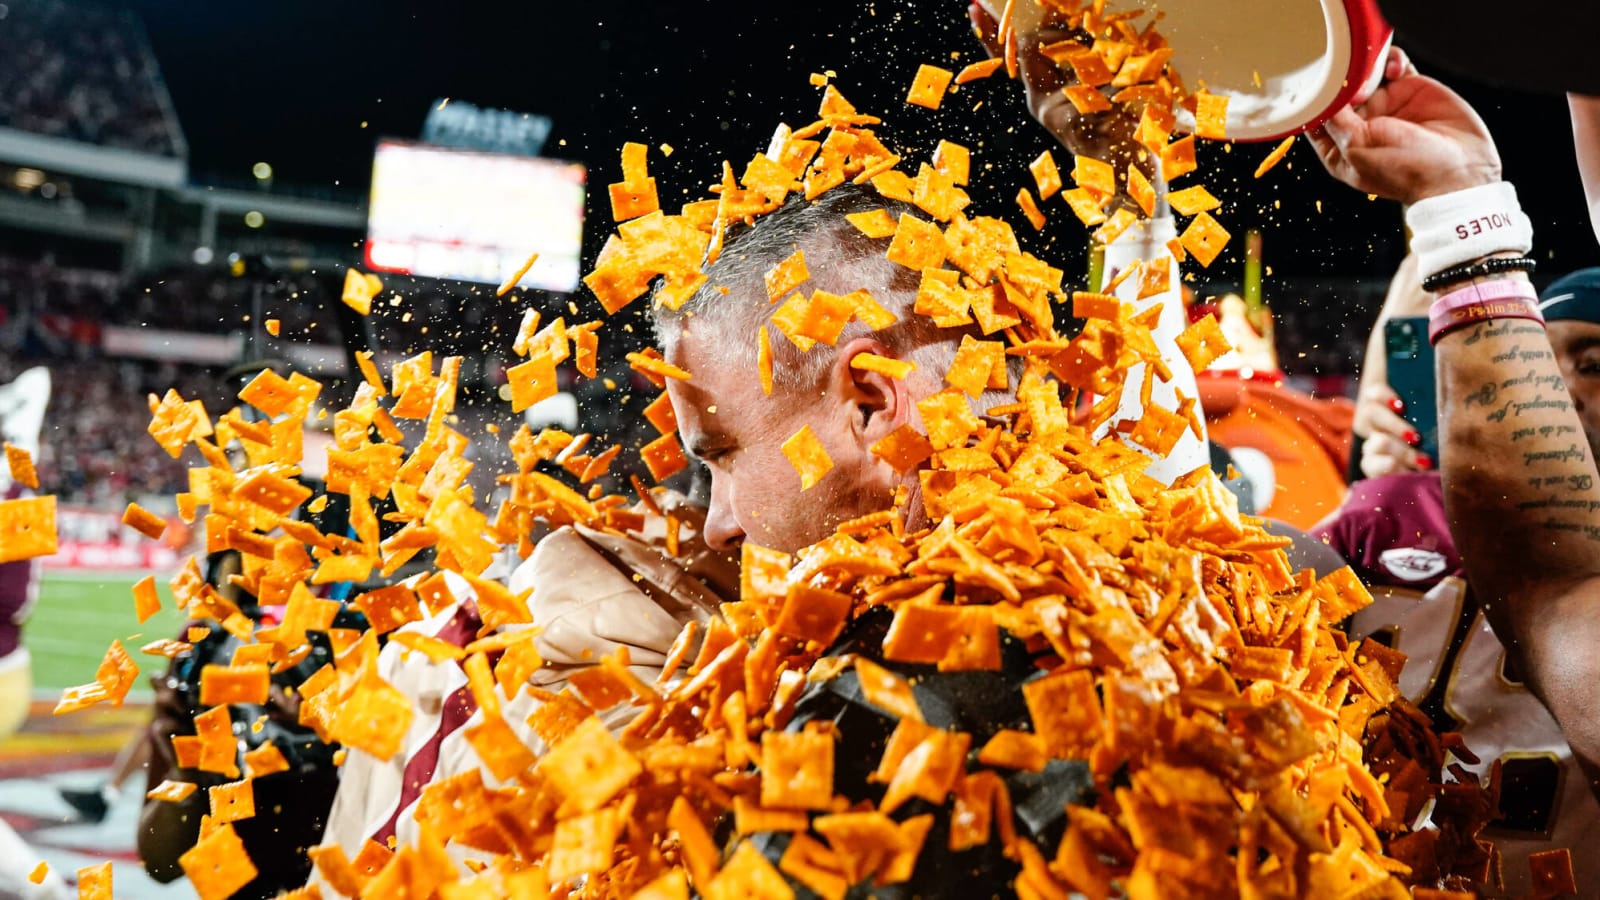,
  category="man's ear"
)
[831,337,915,447]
